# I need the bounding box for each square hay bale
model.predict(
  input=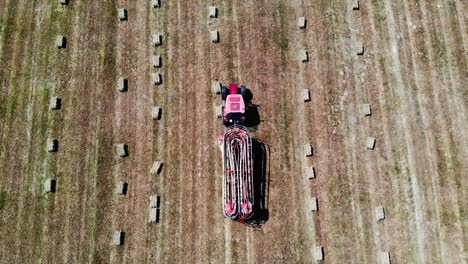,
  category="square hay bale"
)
[152,73,162,85]
[356,42,365,55]
[315,245,324,261]
[303,89,311,102]
[152,0,160,8]
[366,137,376,150]
[152,106,162,120]
[309,196,318,212]
[149,195,160,208]
[153,33,162,46]
[208,6,217,18]
[118,8,127,21]
[56,35,66,49]
[352,0,360,10]
[379,251,391,264]
[215,105,223,118]
[298,17,306,29]
[150,160,163,175]
[116,181,128,195]
[306,166,315,179]
[60,0,68,5]
[113,231,124,246]
[148,208,160,223]
[152,55,161,68]
[375,205,385,221]
[47,138,58,152]
[117,77,128,92]
[50,96,61,110]
[116,144,128,157]
[361,103,372,116]
[44,179,56,193]
[211,30,219,43]
[304,143,313,157]
[301,50,308,62]
[212,81,222,94]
